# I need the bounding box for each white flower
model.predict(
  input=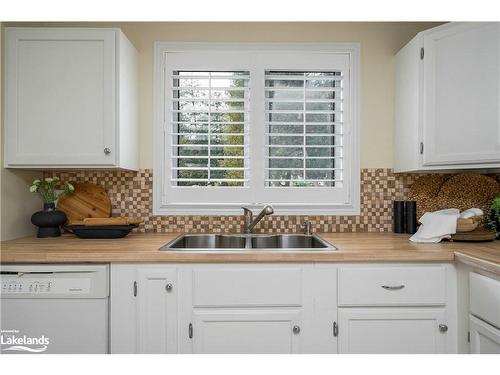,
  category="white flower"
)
[67,183,75,192]
[45,178,54,183]
[29,185,38,193]
[33,179,41,185]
